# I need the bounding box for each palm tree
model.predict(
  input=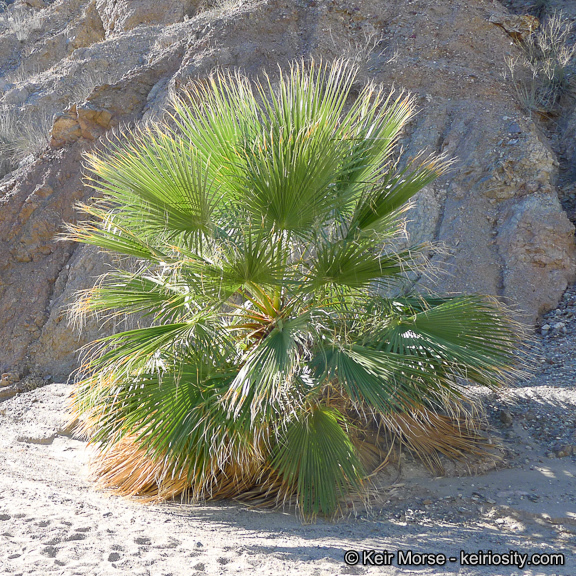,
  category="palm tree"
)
[65,59,523,518]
